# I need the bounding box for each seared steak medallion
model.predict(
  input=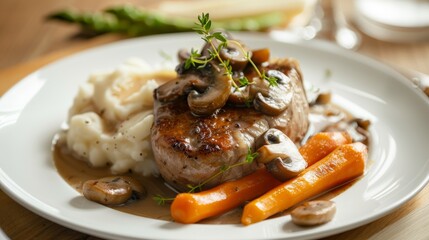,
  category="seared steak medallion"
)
[151,55,309,191]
